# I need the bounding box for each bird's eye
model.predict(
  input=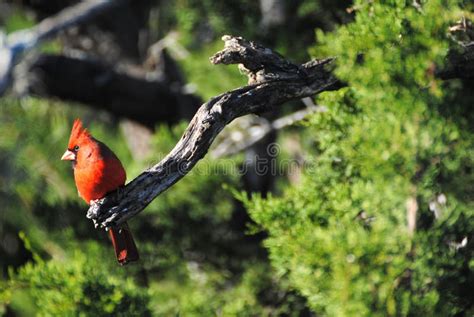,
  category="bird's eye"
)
[73,145,80,151]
